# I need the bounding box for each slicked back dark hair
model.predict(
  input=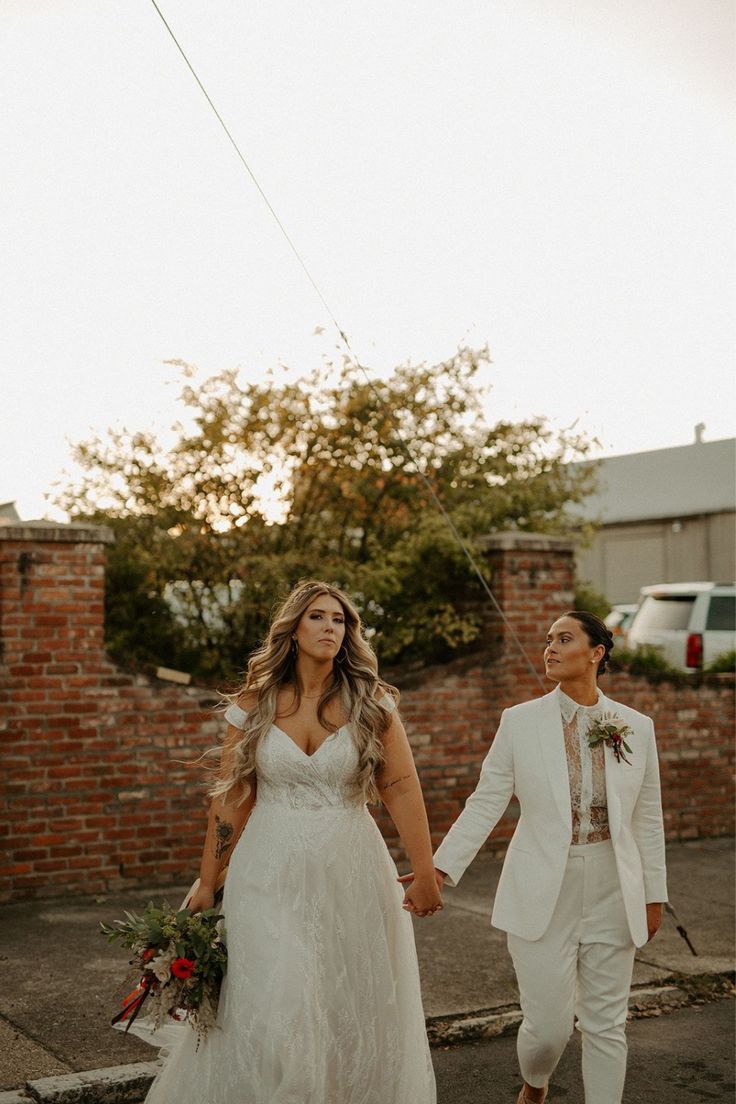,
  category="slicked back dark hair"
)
[560,610,615,677]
